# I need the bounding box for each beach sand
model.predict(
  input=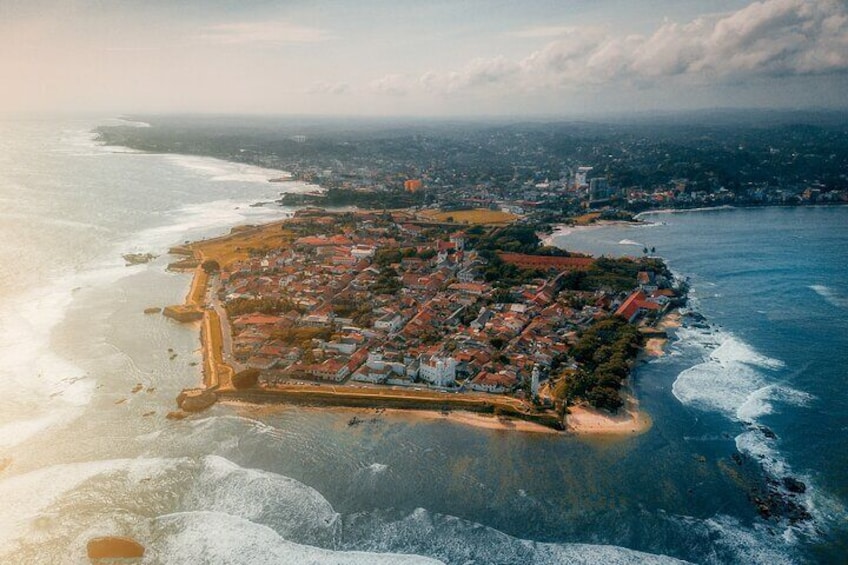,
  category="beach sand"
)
[565,400,652,437]
[644,309,682,357]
